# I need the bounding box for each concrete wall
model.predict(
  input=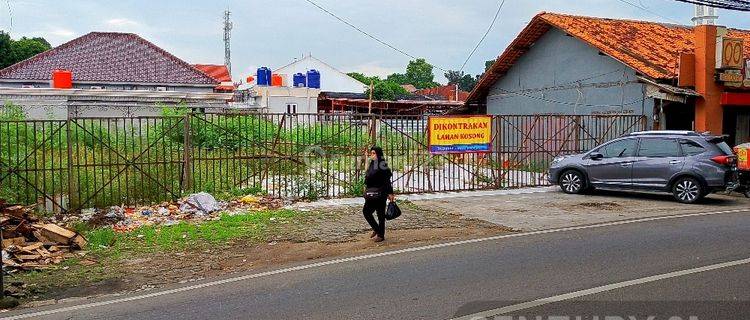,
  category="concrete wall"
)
[486,28,654,123]
[254,86,320,114]
[0,81,214,93]
[0,88,232,119]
